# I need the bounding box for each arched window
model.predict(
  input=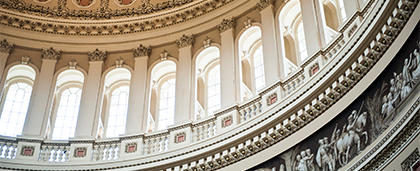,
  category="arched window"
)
[0,64,36,137]
[207,65,221,115]
[102,68,131,138]
[52,87,82,140]
[253,45,265,91]
[158,78,176,130]
[297,22,308,61]
[106,86,130,138]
